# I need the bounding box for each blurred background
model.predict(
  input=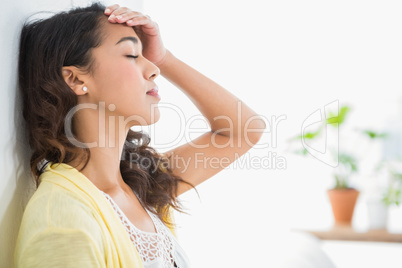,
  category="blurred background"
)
[2,0,402,267]
[142,0,402,267]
